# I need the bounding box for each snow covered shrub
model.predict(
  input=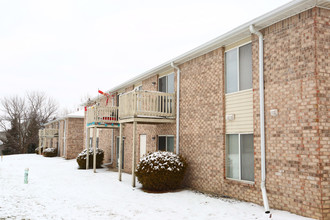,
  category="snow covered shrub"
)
[35,146,43,154]
[135,151,187,191]
[43,148,57,157]
[76,148,104,169]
